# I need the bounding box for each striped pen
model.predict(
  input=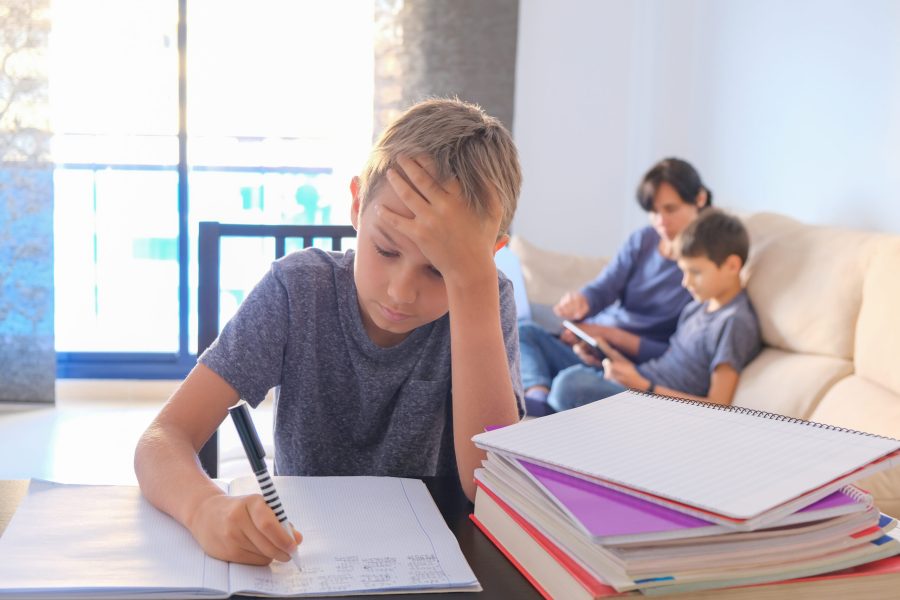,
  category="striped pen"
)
[228,400,302,570]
